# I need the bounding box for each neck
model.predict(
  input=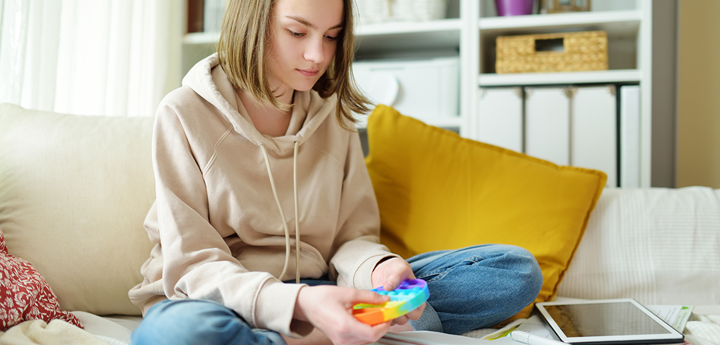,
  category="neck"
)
[236,89,295,137]
[275,87,295,106]
[236,88,294,113]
